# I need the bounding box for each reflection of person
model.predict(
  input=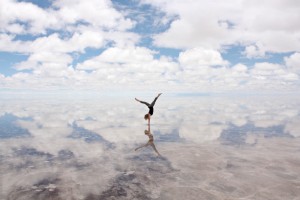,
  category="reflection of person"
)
[135,124,161,156]
[135,93,162,125]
